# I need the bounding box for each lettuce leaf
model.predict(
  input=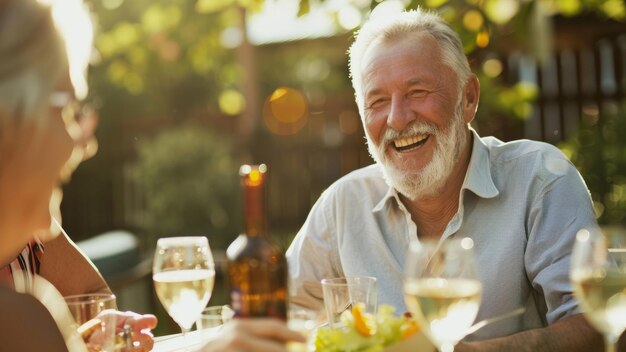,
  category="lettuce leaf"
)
[314,305,416,352]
